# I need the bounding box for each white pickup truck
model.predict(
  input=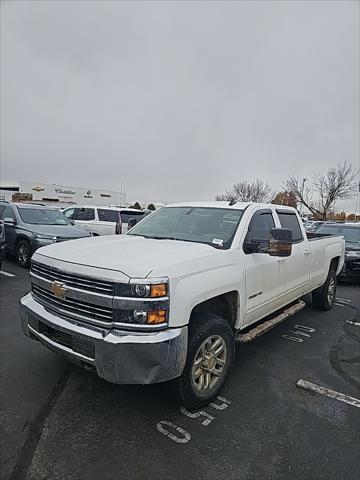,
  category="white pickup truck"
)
[20,202,345,408]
